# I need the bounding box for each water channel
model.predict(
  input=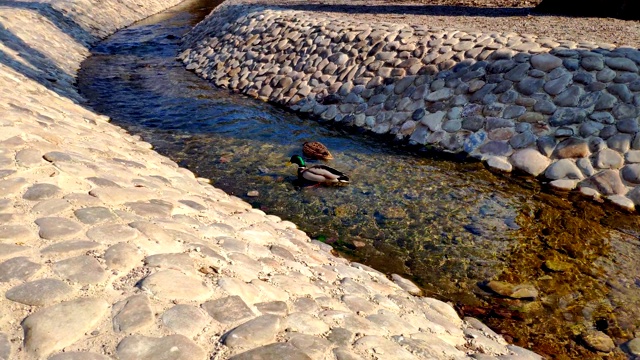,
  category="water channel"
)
[77,0,640,358]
